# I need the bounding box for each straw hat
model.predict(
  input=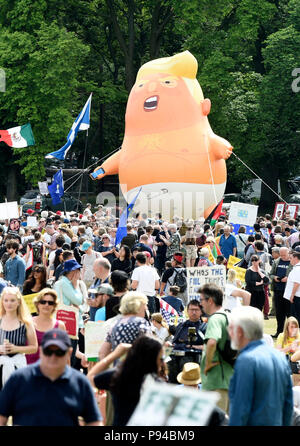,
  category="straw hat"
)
[177,362,201,385]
